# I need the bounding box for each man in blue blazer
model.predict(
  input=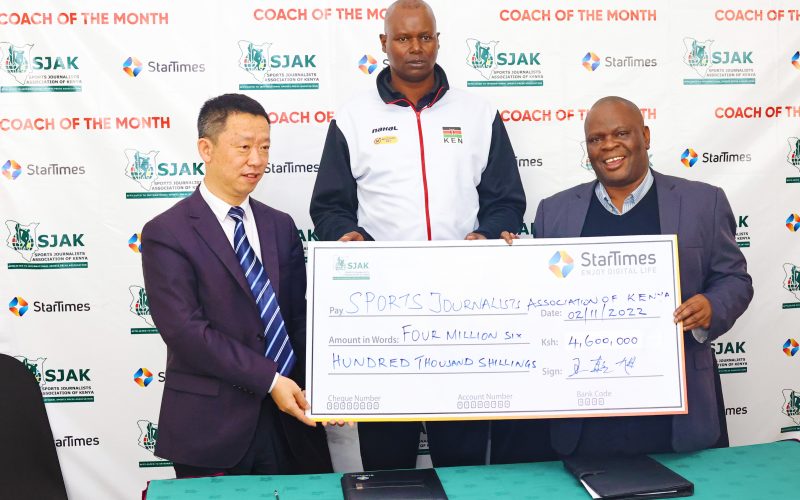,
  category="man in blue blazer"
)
[505,96,753,456]
[141,94,331,477]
